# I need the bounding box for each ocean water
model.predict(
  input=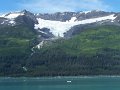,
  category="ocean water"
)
[0,76,120,90]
